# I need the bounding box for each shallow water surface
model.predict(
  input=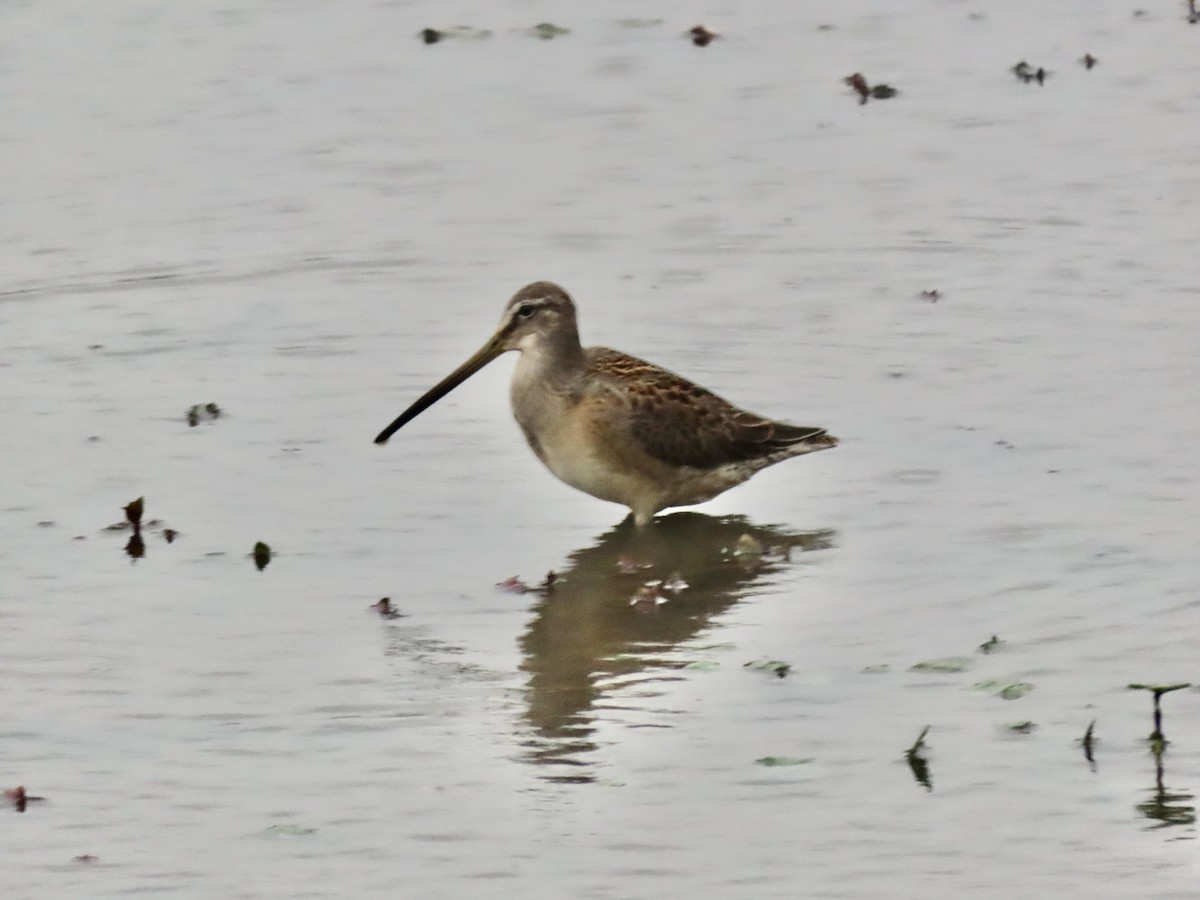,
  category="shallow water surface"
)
[3,1,1200,897]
